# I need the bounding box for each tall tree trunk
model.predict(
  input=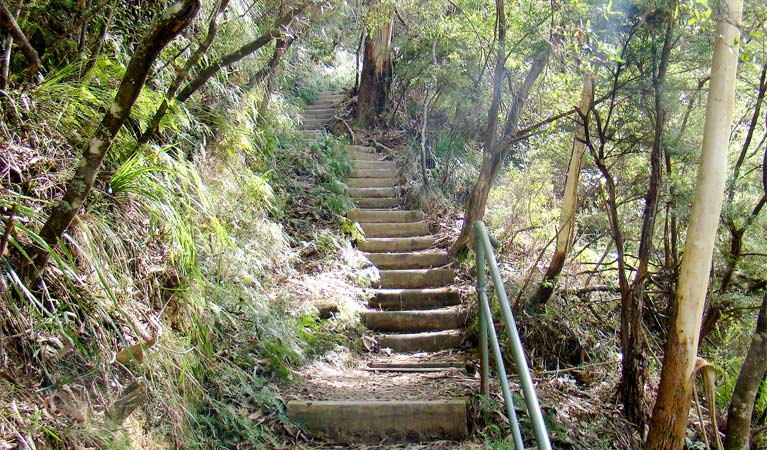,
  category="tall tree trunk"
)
[530,72,594,307]
[139,0,230,144]
[725,291,767,450]
[620,11,675,428]
[451,45,548,254]
[356,11,393,127]
[24,0,200,278]
[645,0,742,446]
